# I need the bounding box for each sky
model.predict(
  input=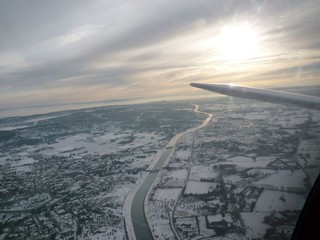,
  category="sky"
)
[1,0,320,110]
